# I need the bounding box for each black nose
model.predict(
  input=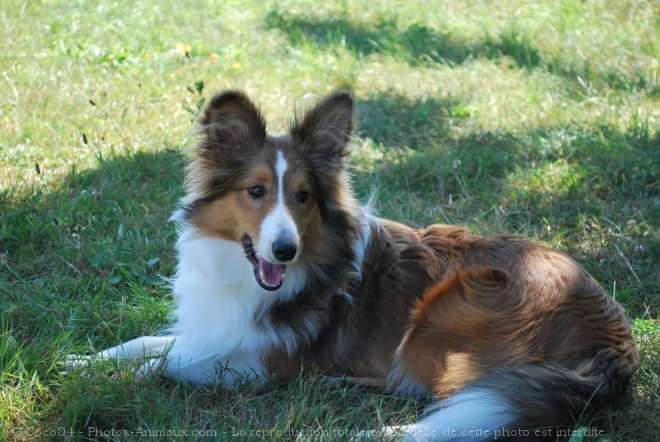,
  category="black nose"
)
[272,240,297,262]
